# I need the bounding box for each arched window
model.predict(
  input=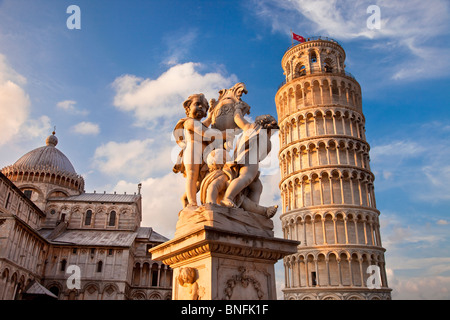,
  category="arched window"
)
[60,259,67,271]
[49,286,60,298]
[97,261,103,273]
[324,58,334,73]
[23,190,32,199]
[151,264,159,286]
[84,210,92,226]
[5,193,11,209]
[311,52,317,63]
[294,64,306,78]
[109,211,116,226]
